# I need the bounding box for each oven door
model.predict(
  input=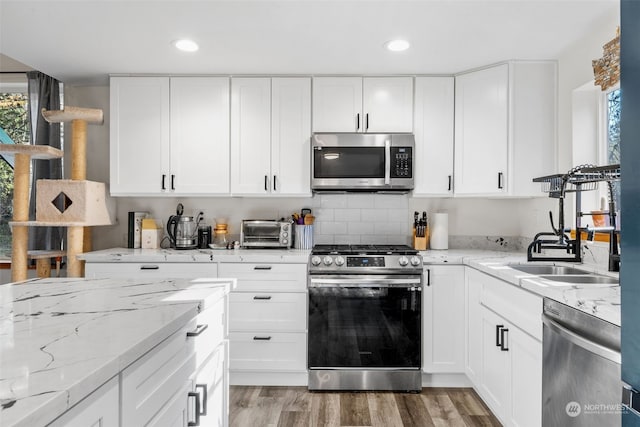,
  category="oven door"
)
[308,275,422,369]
